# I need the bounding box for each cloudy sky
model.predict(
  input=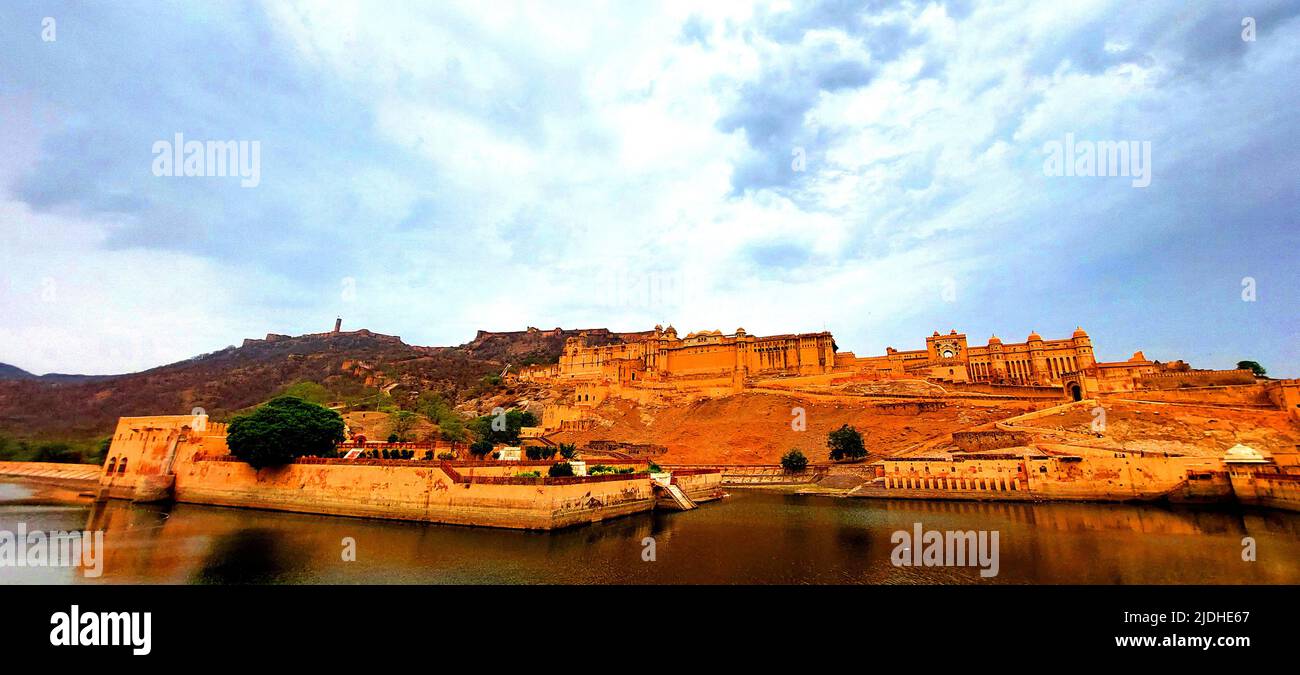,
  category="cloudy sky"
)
[0,0,1296,376]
